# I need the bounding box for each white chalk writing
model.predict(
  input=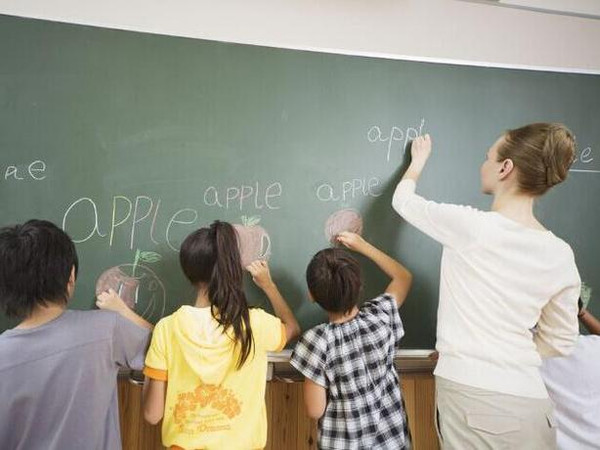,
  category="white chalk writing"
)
[316,177,382,202]
[571,146,600,173]
[62,181,284,250]
[2,160,47,181]
[203,182,283,210]
[367,119,426,162]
